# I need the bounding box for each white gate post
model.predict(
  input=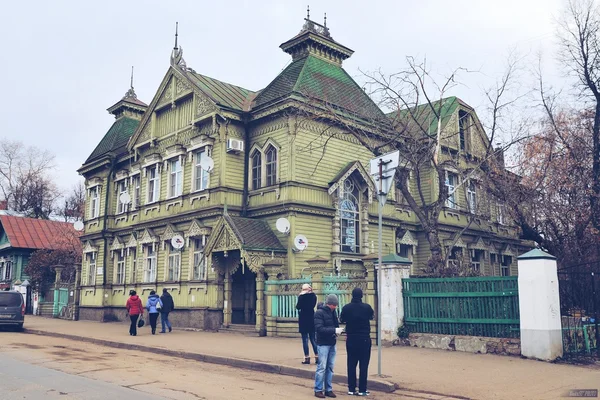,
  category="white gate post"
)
[380,254,411,342]
[517,249,563,361]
